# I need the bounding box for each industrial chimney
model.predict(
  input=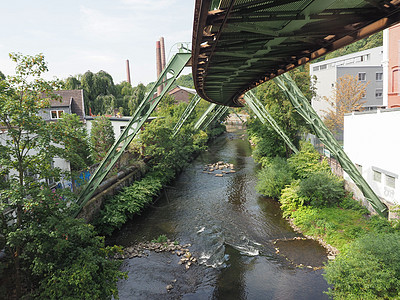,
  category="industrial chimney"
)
[160,37,166,70]
[126,59,131,84]
[156,41,162,95]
